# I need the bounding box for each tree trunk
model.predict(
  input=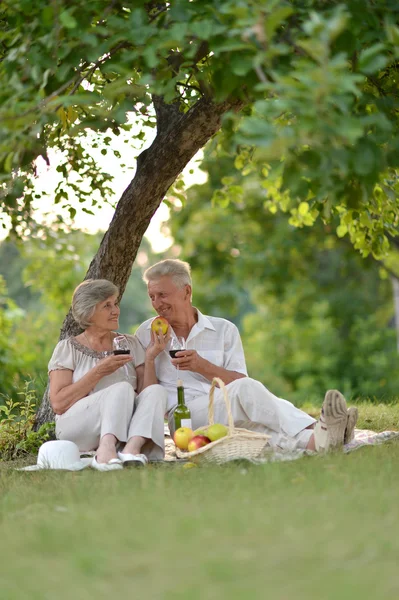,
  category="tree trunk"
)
[34,95,245,428]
